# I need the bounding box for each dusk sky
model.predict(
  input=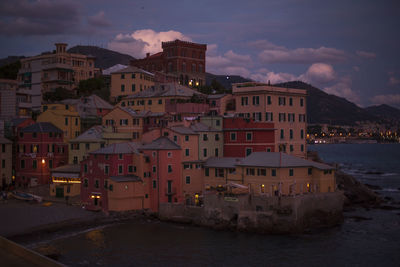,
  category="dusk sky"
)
[1,0,399,108]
